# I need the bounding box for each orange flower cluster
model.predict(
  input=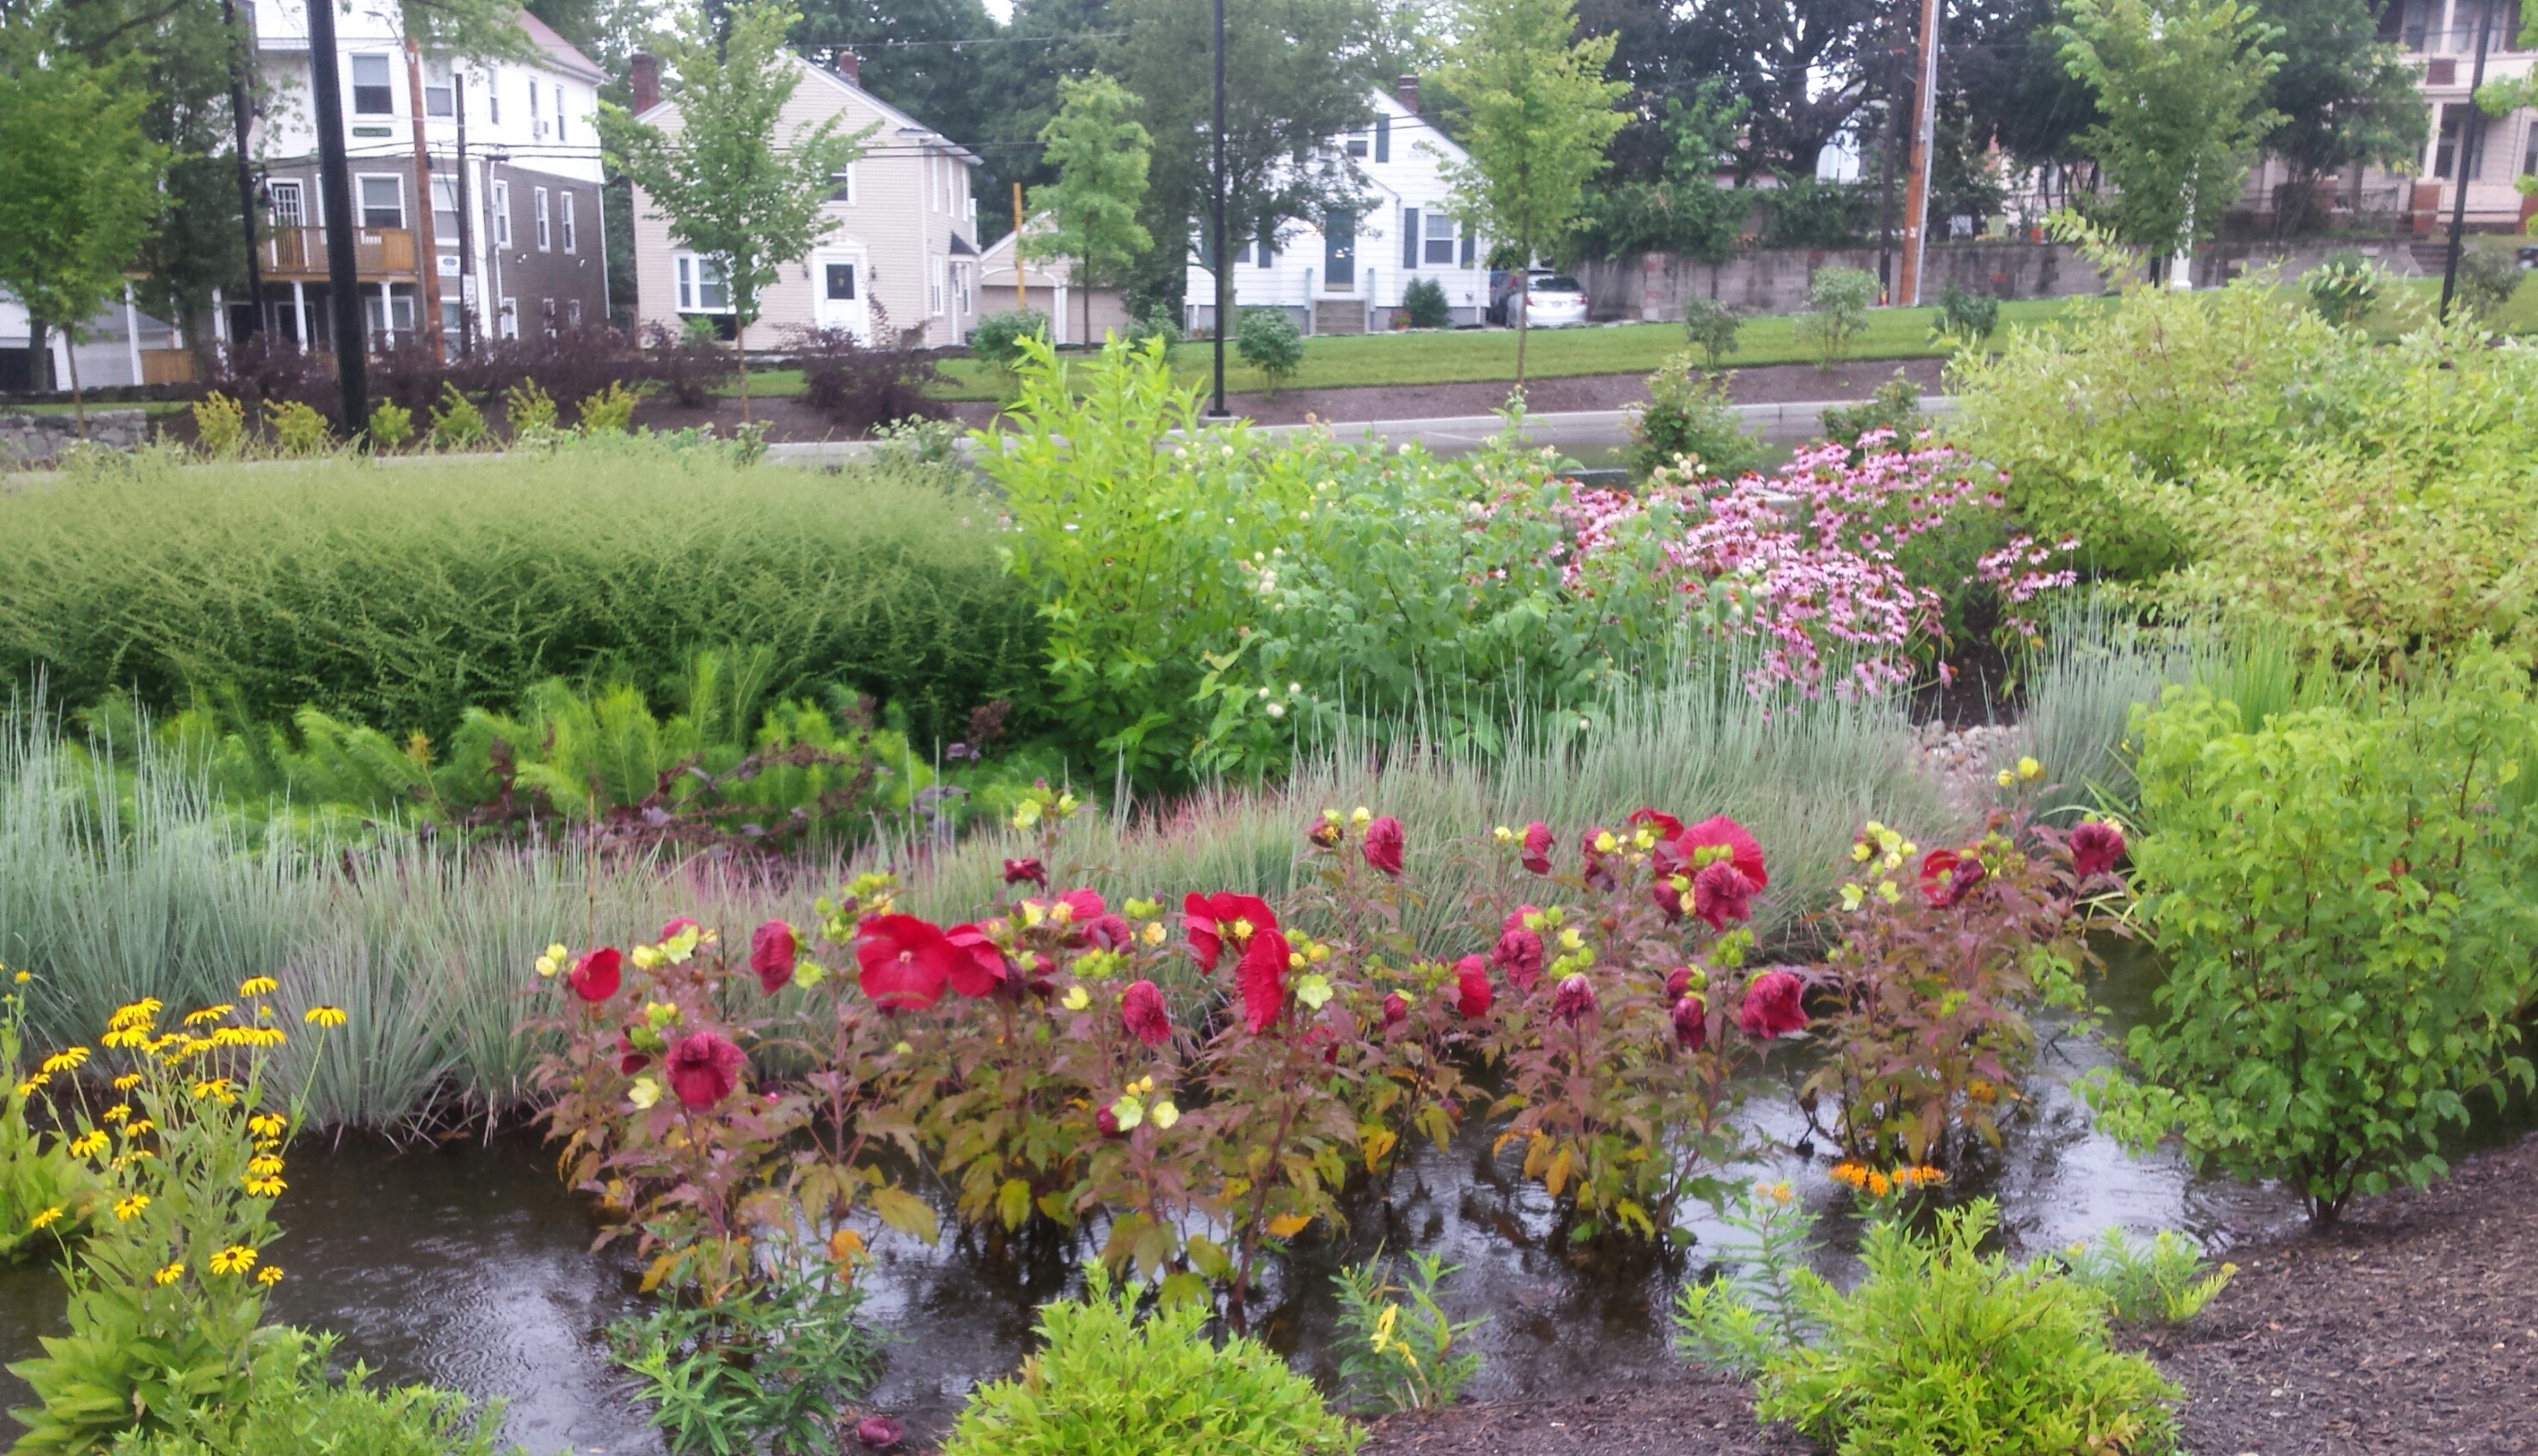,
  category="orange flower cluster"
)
[1829,1160,1946,1199]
